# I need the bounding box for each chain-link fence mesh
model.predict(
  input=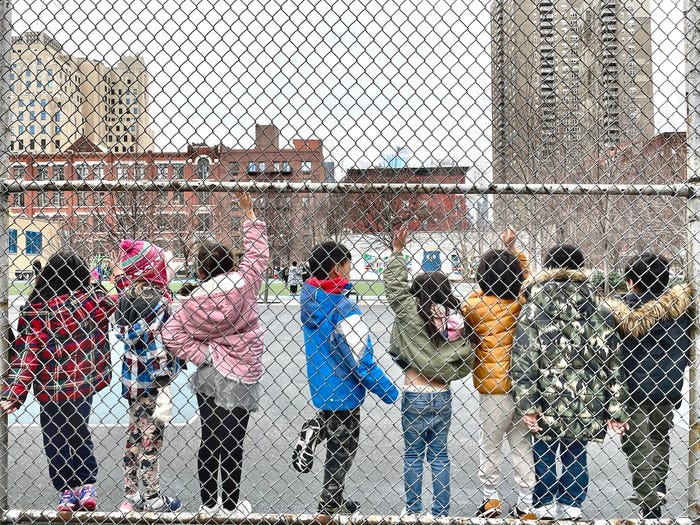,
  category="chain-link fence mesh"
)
[0,0,697,521]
